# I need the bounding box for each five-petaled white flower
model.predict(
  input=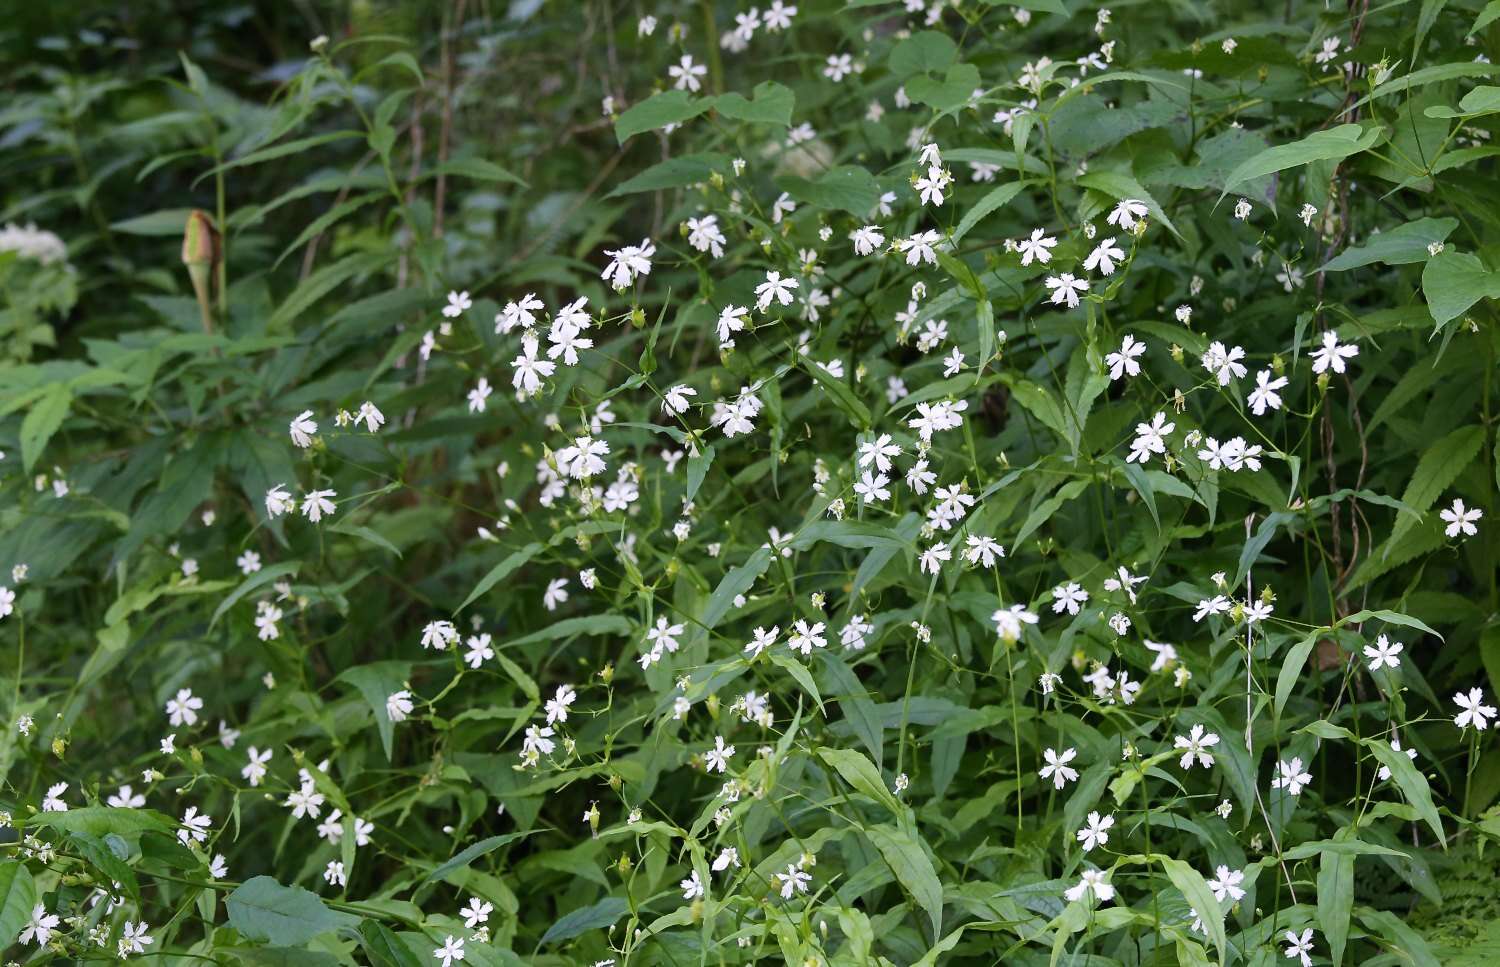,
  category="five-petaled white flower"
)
[1040,747,1079,789]
[1454,687,1498,730]
[1364,634,1403,670]
[1310,331,1359,375]
[1271,757,1312,796]
[1440,498,1482,538]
